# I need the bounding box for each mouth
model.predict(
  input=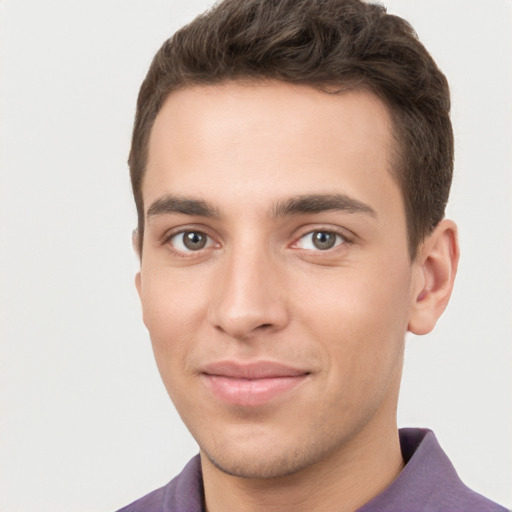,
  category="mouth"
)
[200,361,310,407]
